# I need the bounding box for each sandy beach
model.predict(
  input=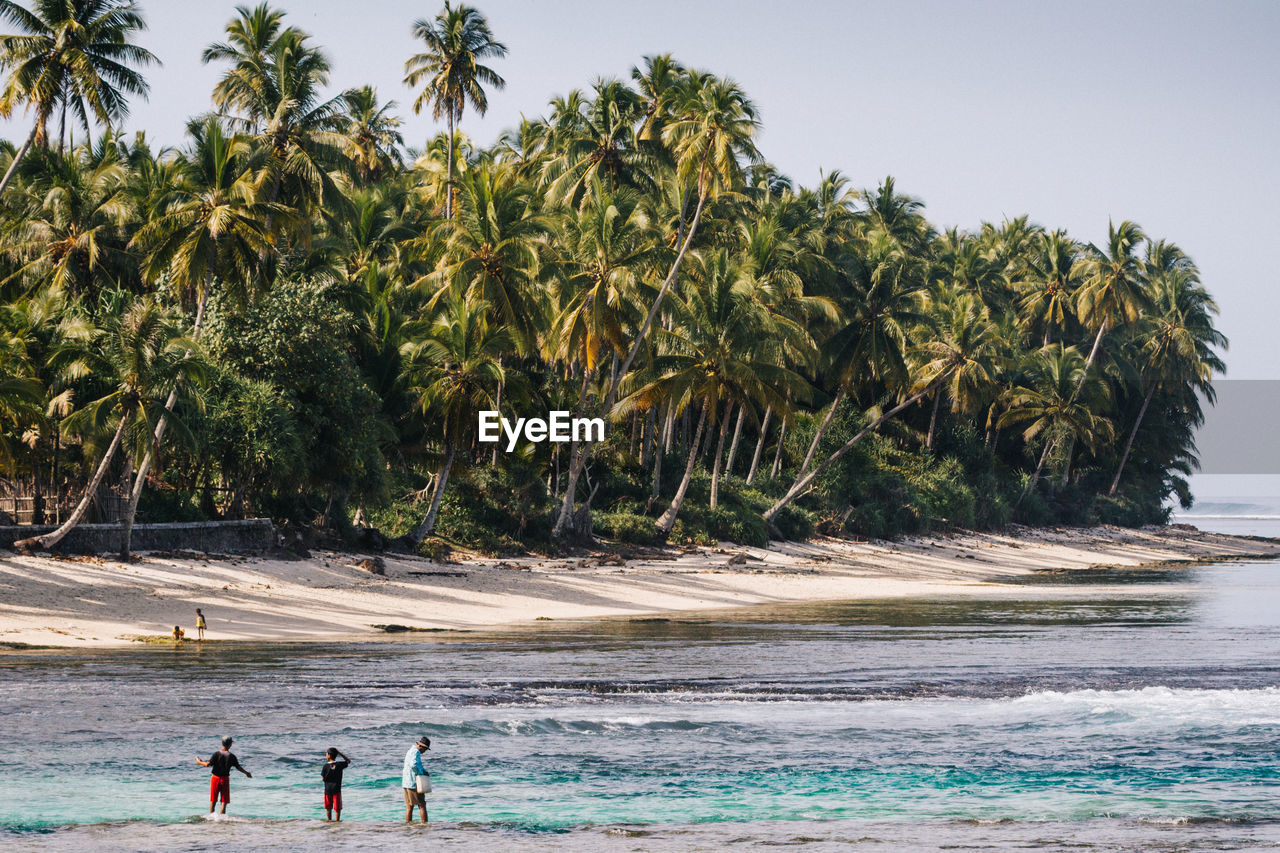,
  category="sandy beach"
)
[0,525,1276,649]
